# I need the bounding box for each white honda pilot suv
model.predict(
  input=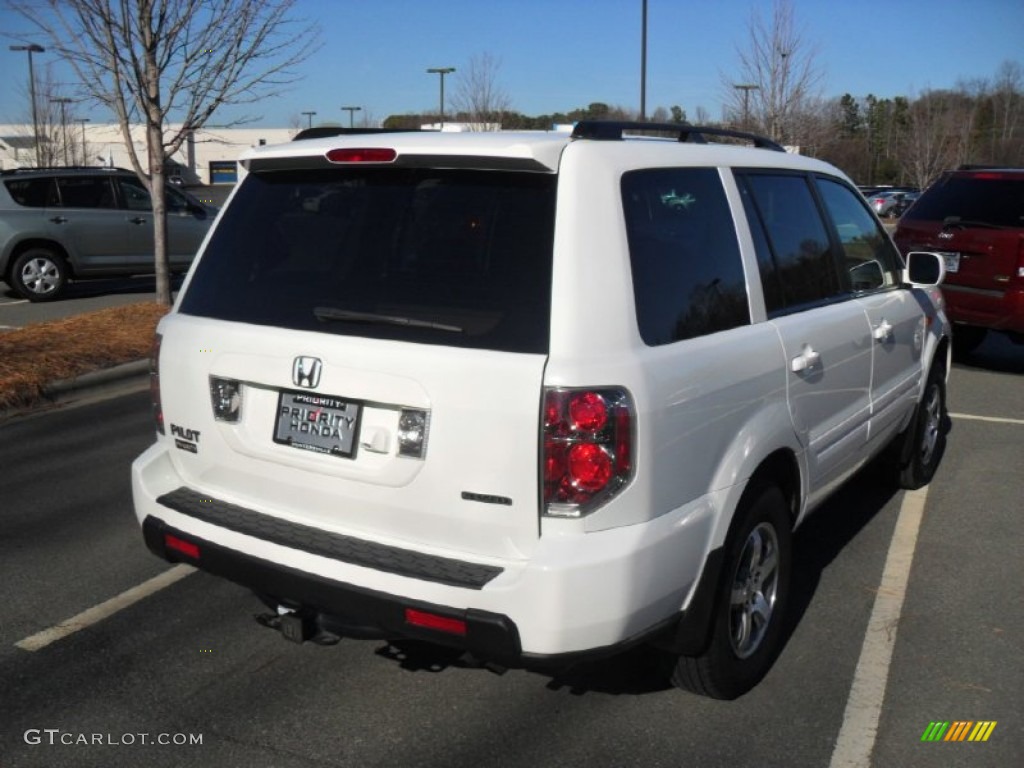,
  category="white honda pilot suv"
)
[132,122,950,699]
